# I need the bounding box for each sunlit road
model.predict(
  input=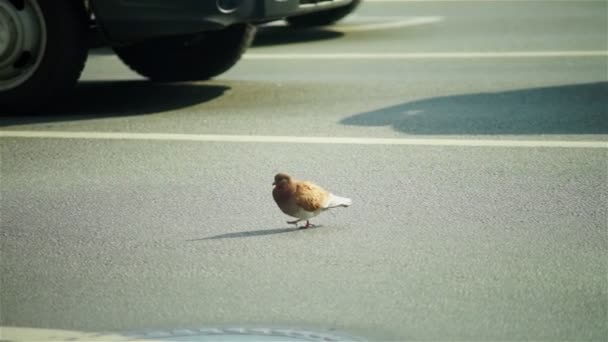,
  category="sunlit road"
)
[1,0,607,340]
